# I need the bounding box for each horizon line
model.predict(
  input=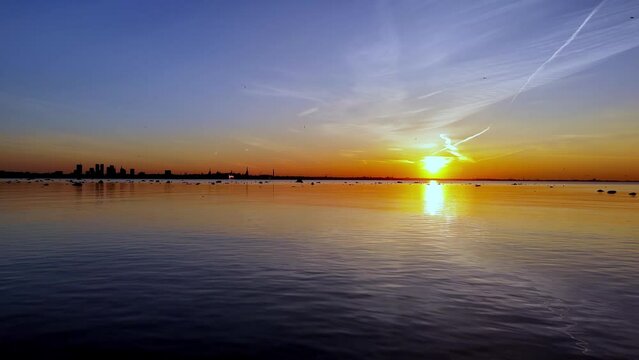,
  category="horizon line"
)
[1,170,638,183]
